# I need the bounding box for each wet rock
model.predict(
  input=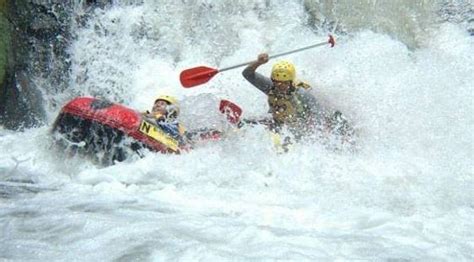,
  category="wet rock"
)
[0,1,115,130]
